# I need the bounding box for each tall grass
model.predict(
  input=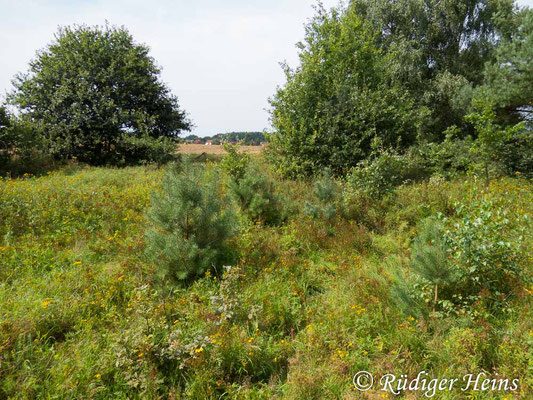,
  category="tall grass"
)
[0,164,531,398]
